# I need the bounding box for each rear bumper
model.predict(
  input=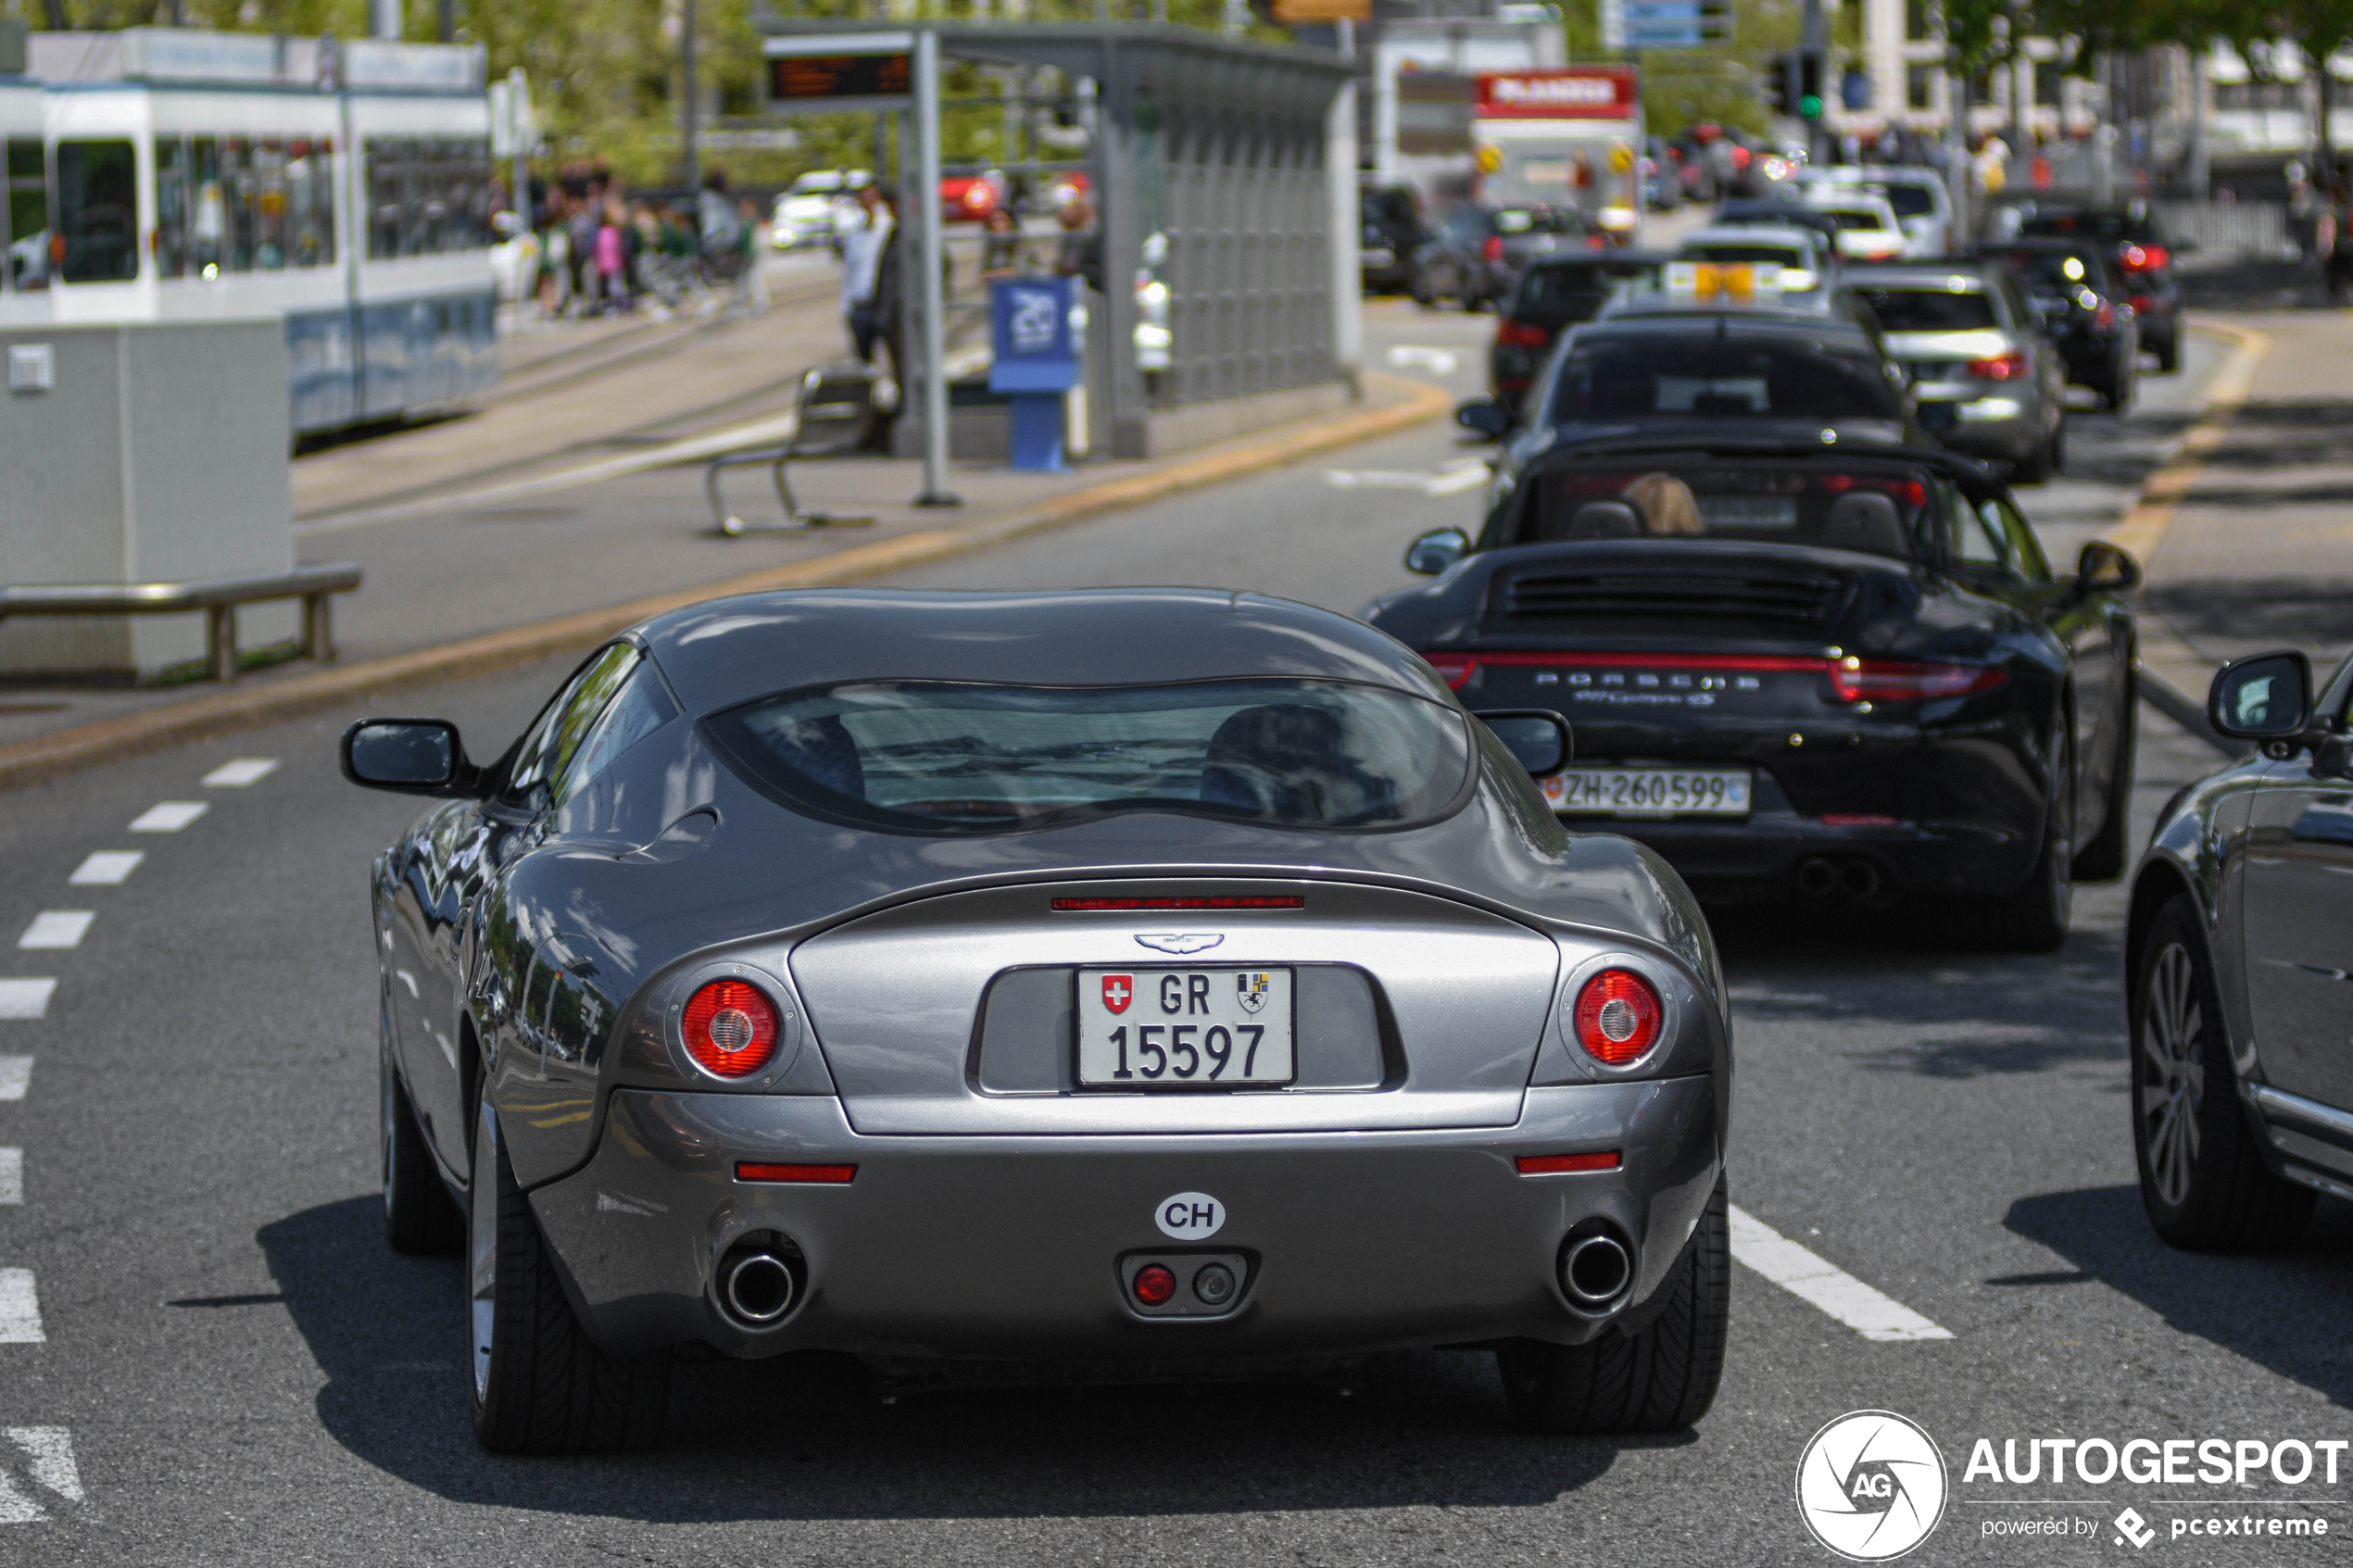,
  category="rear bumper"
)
[1579,811,2038,902]
[528,1078,1722,1363]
